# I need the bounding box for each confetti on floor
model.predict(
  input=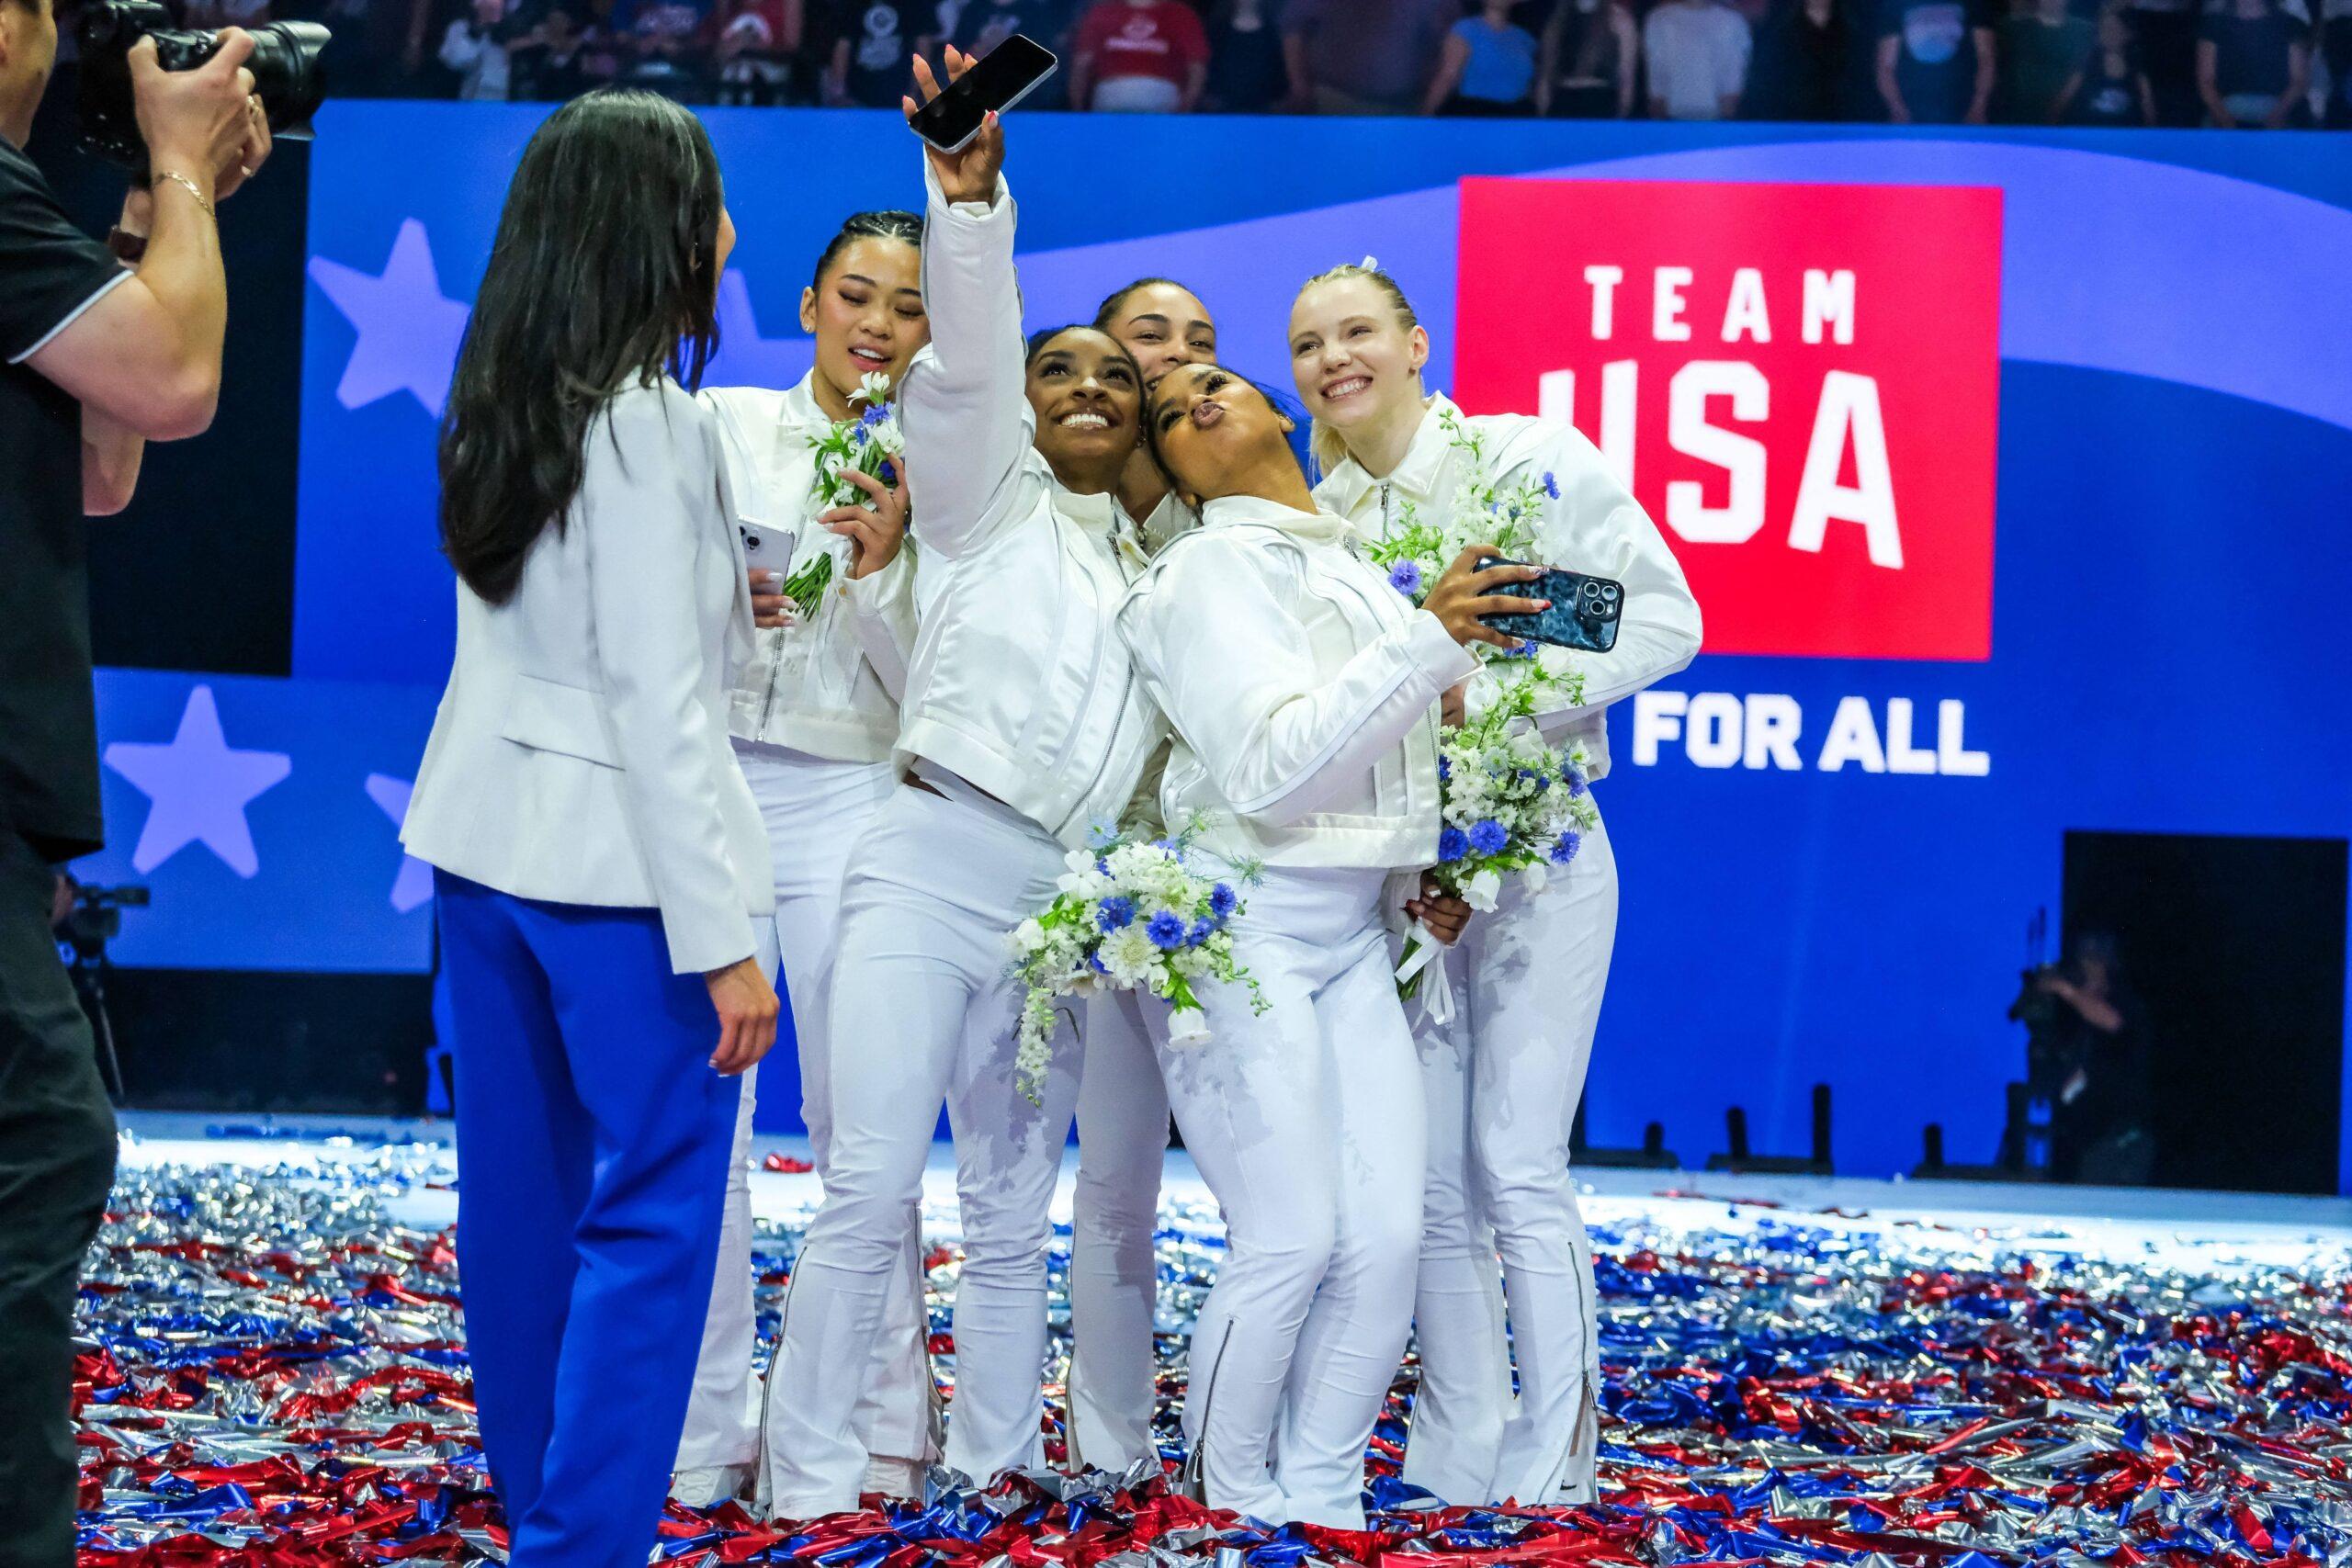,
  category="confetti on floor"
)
[73,1129,2352,1565]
